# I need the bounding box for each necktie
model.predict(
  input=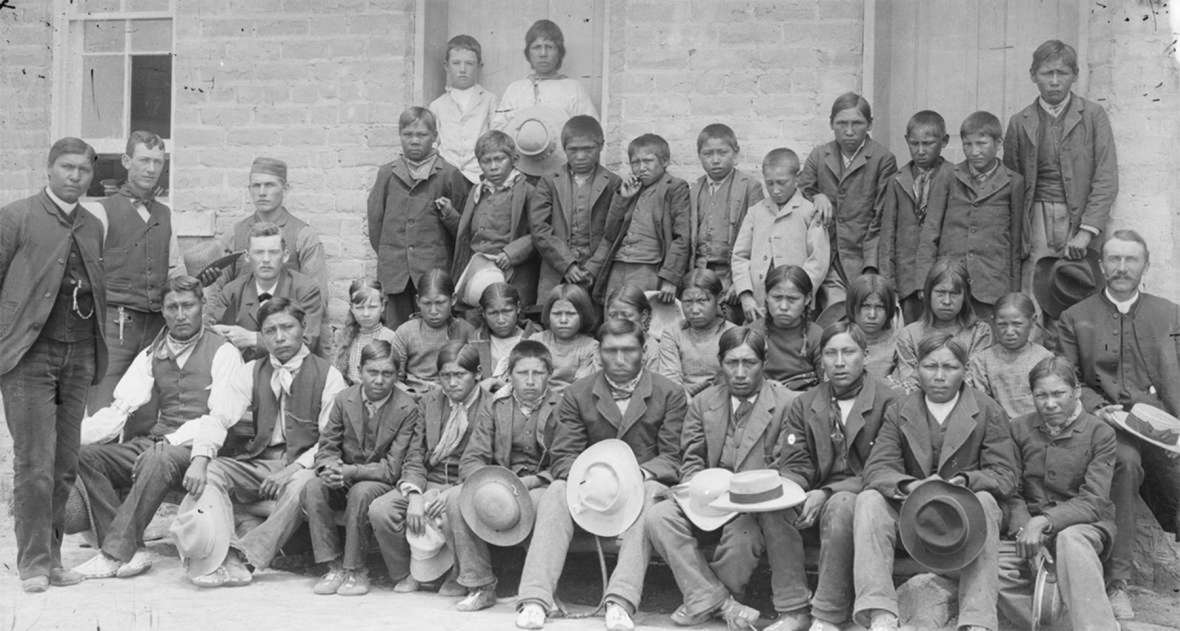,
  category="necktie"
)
[913,168,932,223]
[733,398,754,429]
[258,292,273,303]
